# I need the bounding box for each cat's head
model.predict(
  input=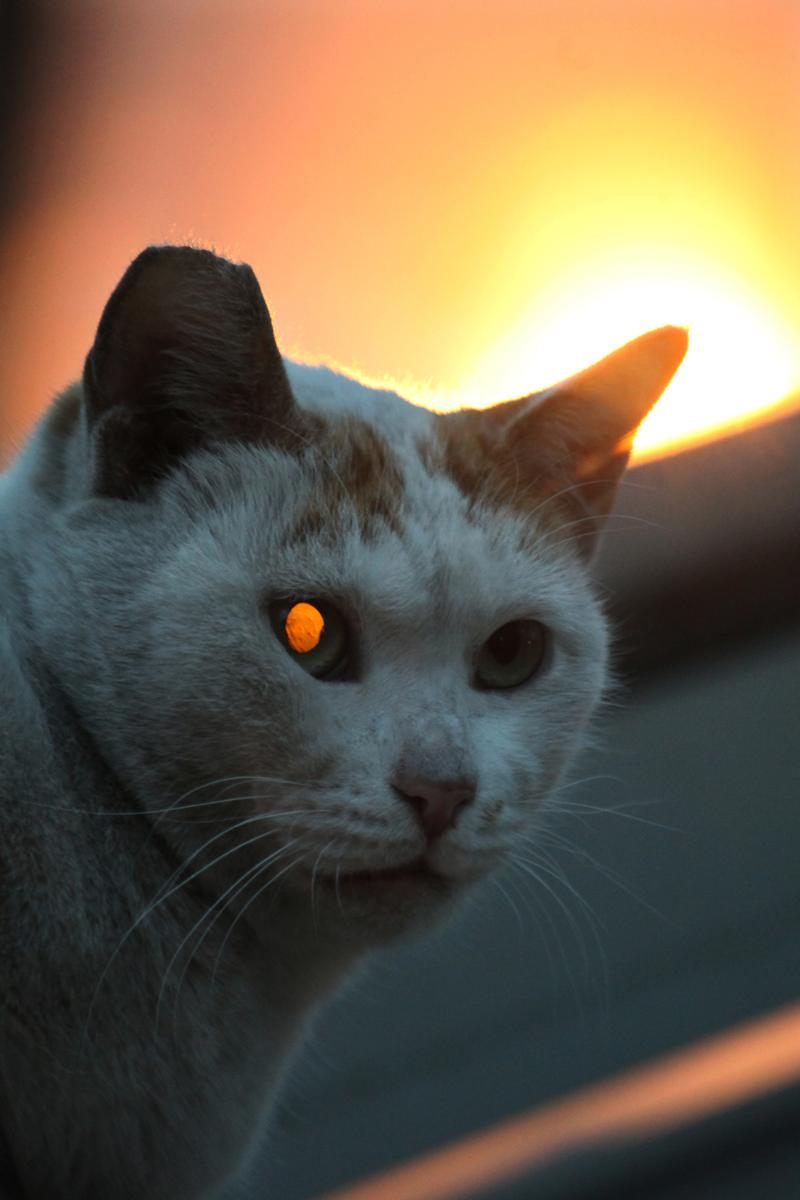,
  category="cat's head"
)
[56,246,686,947]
